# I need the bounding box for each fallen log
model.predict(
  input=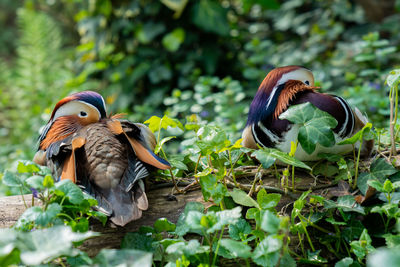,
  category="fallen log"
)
[0,169,327,257]
[0,186,206,256]
[0,194,33,228]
